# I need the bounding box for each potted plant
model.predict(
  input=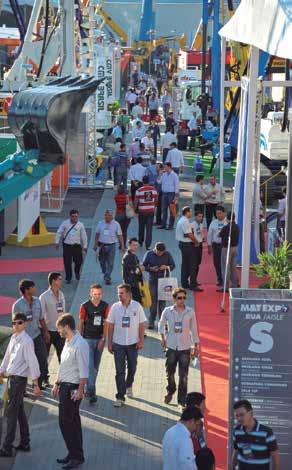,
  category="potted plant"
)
[252,241,292,289]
